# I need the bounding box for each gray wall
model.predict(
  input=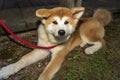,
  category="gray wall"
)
[0,0,59,10]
